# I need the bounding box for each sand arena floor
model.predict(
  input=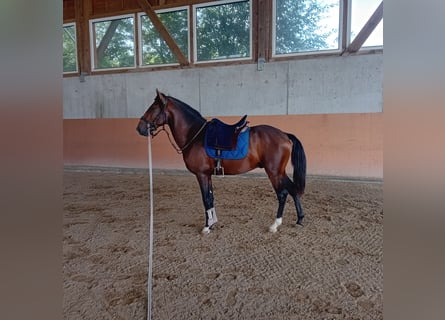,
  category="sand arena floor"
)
[63,169,383,319]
